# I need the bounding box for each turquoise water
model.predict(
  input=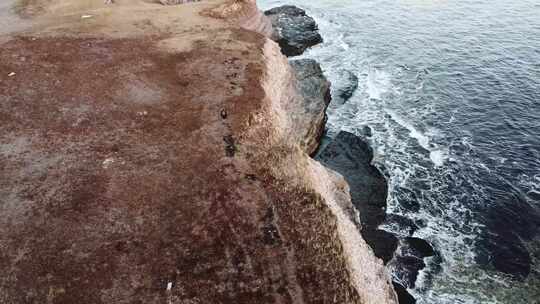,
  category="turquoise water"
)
[260,0,540,303]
